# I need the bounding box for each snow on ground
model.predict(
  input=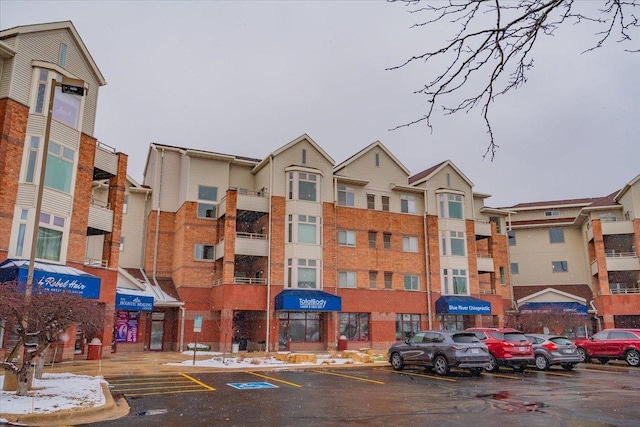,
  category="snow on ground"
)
[0,350,385,417]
